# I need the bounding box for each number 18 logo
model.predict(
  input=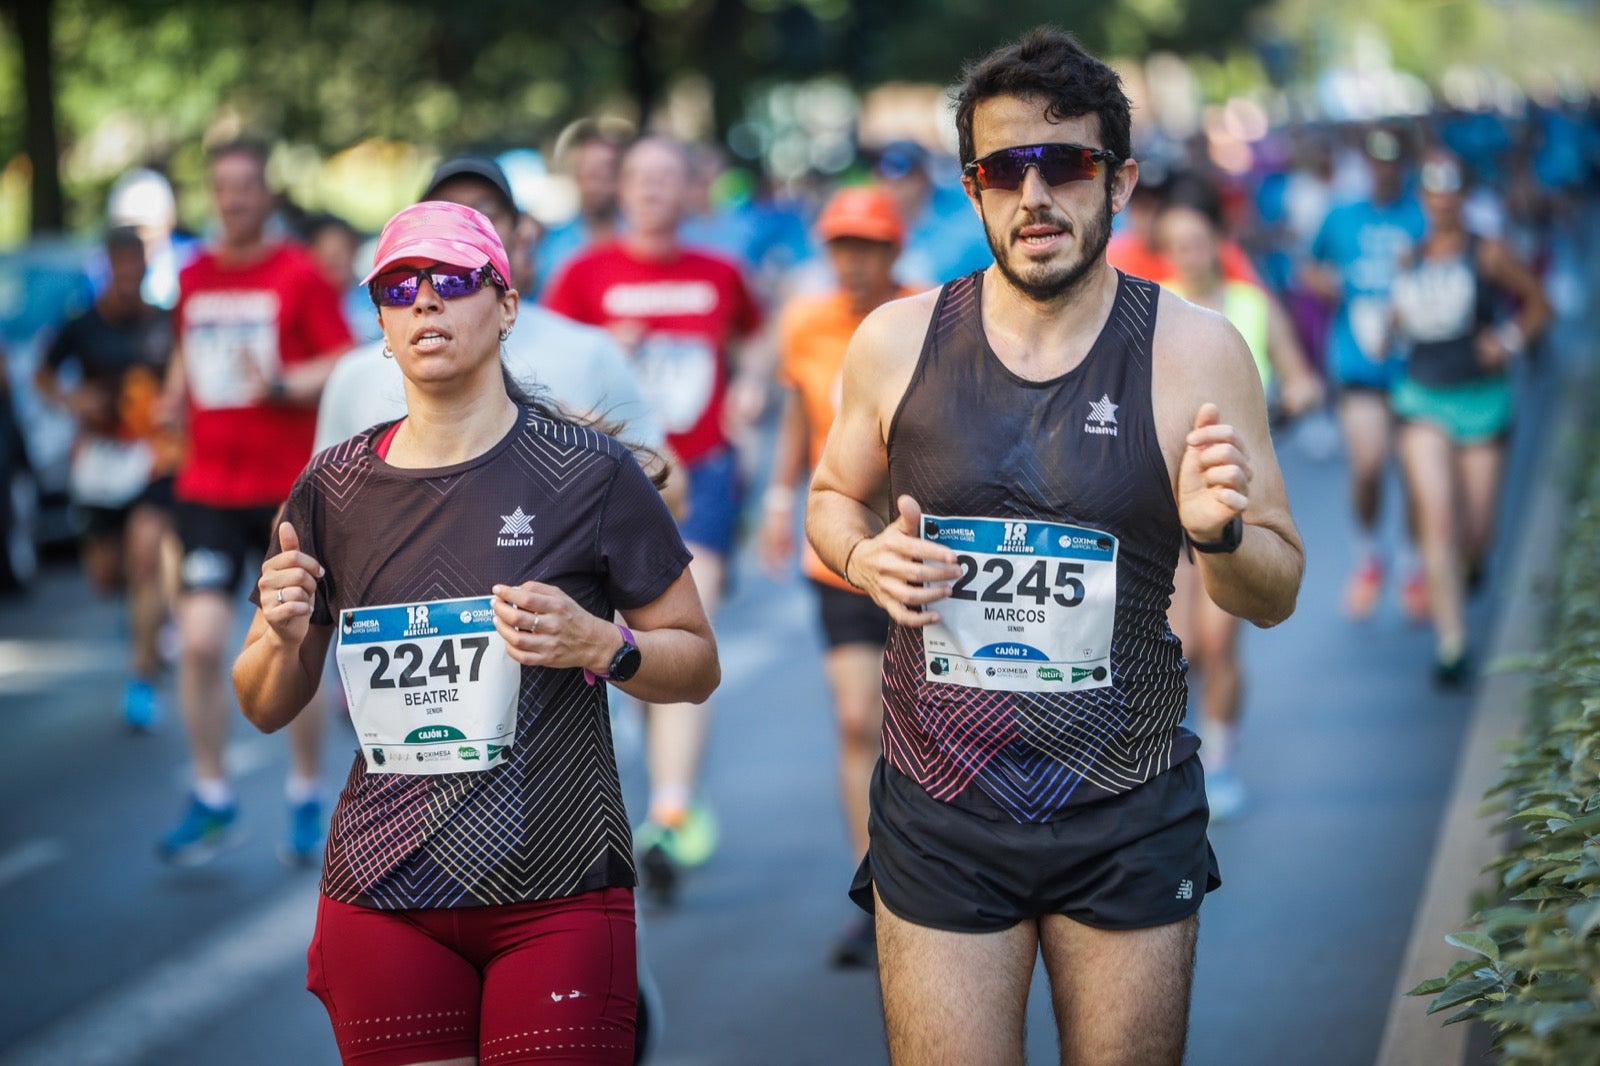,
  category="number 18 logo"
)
[407,605,431,628]
[1003,522,1028,544]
